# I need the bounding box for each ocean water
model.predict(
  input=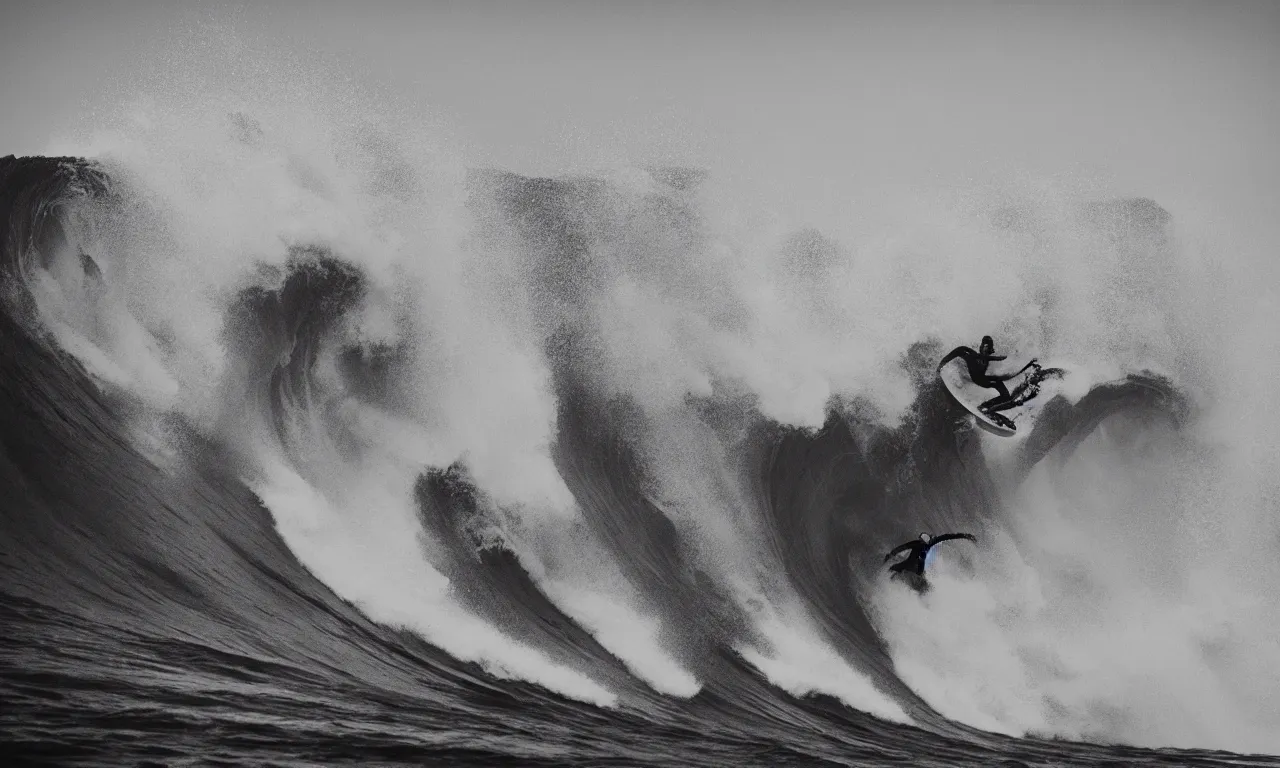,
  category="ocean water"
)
[2,51,1279,766]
